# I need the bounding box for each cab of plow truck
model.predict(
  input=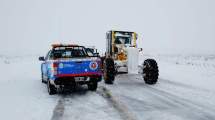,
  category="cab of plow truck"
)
[106,30,138,73]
